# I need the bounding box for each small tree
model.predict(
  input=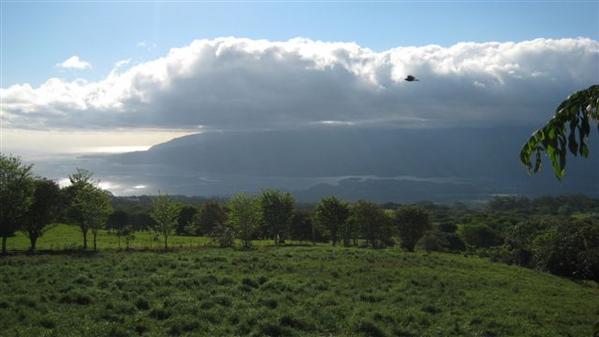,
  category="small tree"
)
[395,206,432,252]
[193,200,227,235]
[0,154,34,254]
[314,196,349,246]
[22,178,62,251]
[64,169,112,250]
[259,189,294,245]
[150,193,180,250]
[106,210,130,249]
[226,193,260,249]
[176,206,198,235]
